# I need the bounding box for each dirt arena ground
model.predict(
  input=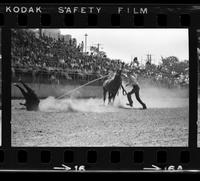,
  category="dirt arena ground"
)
[11,96,189,147]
